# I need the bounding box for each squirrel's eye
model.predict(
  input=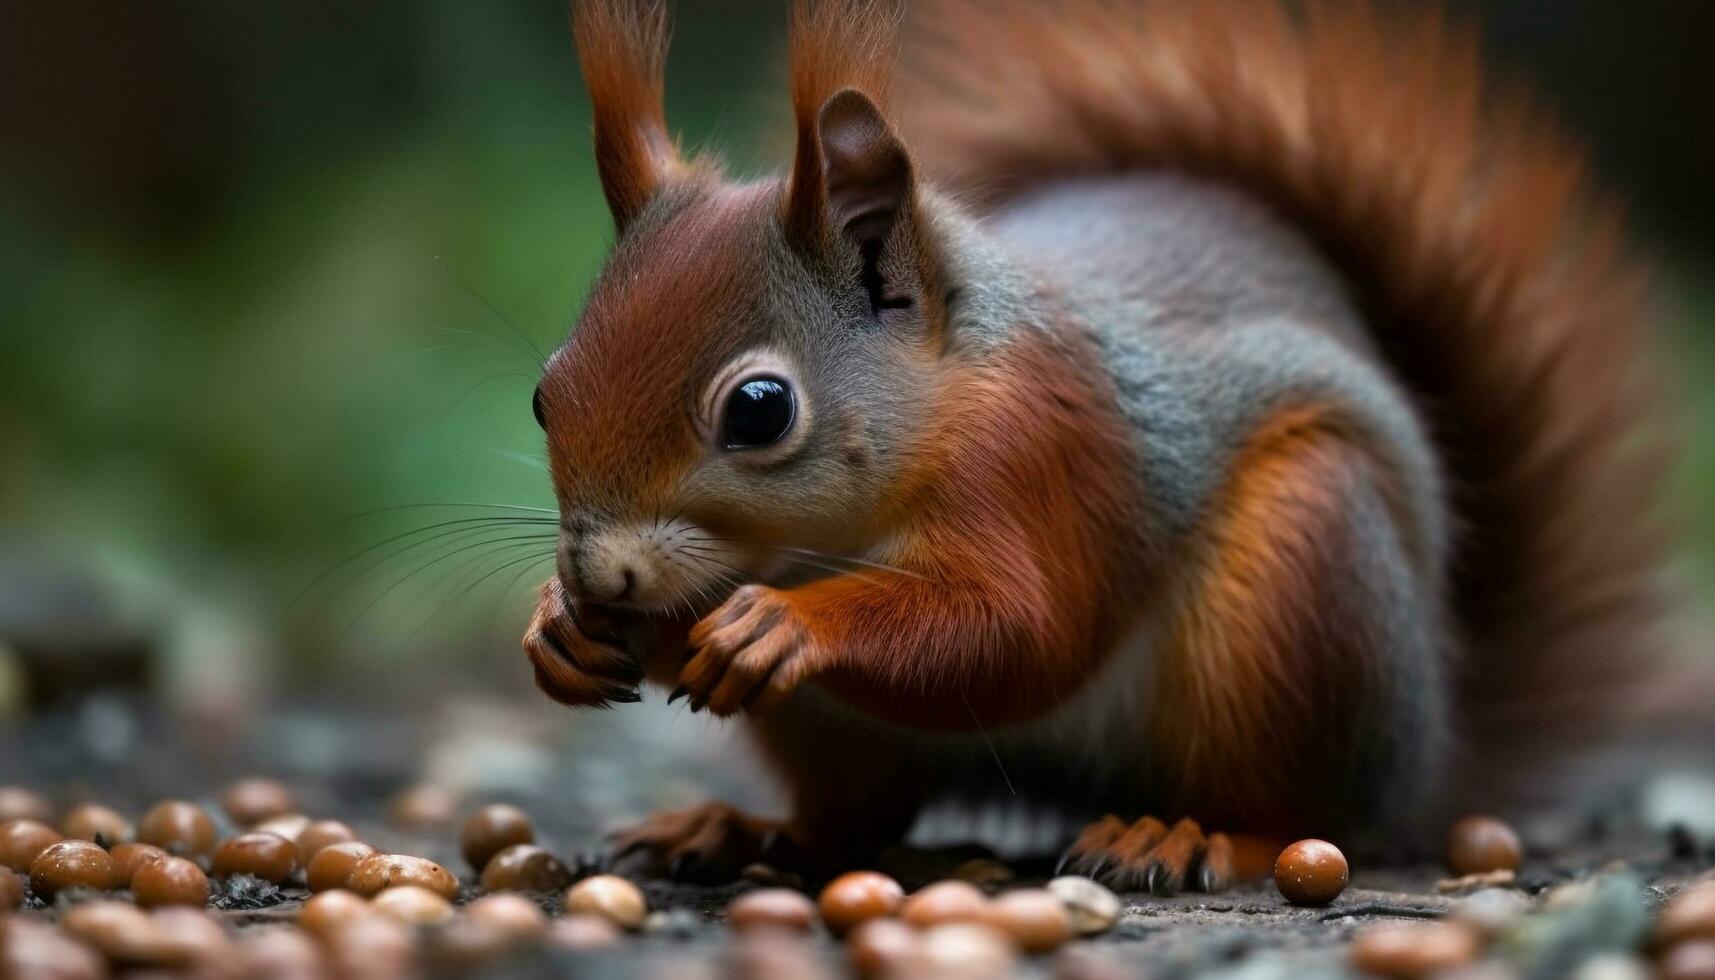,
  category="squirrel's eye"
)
[722,376,795,449]
[532,386,546,429]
